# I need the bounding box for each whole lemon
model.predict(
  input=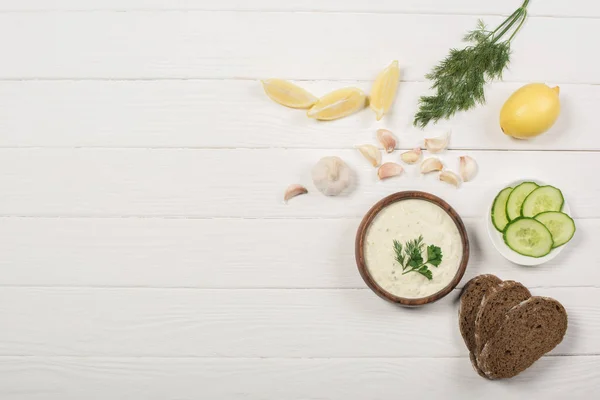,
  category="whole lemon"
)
[500,83,560,139]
